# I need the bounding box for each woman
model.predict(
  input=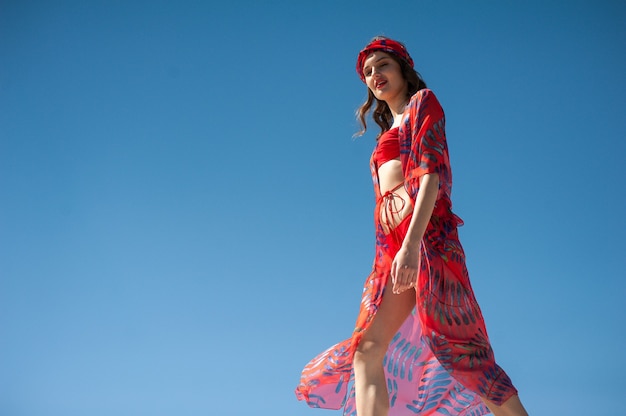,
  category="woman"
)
[296,37,528,416]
